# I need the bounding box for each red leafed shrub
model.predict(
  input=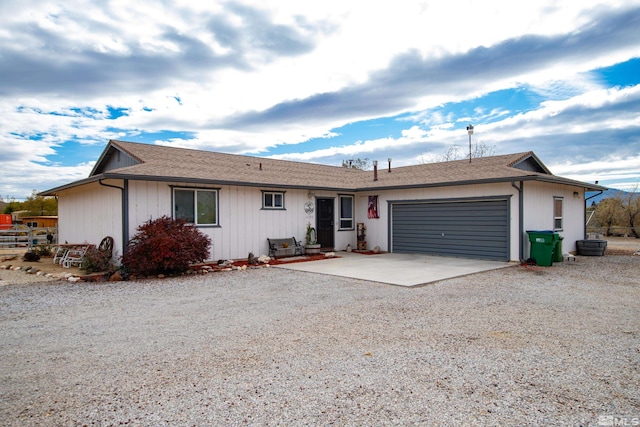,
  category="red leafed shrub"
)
[121,216,211,277]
